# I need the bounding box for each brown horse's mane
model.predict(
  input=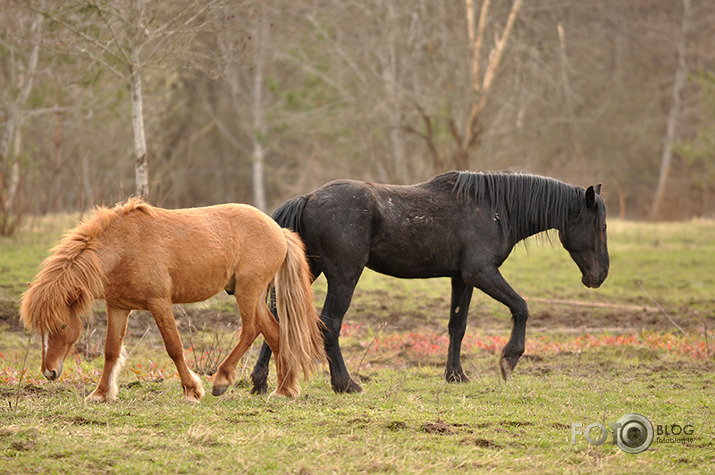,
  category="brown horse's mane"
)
[20,198,156,333]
